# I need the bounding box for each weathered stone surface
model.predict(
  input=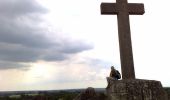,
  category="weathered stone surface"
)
[106,79,168,100]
